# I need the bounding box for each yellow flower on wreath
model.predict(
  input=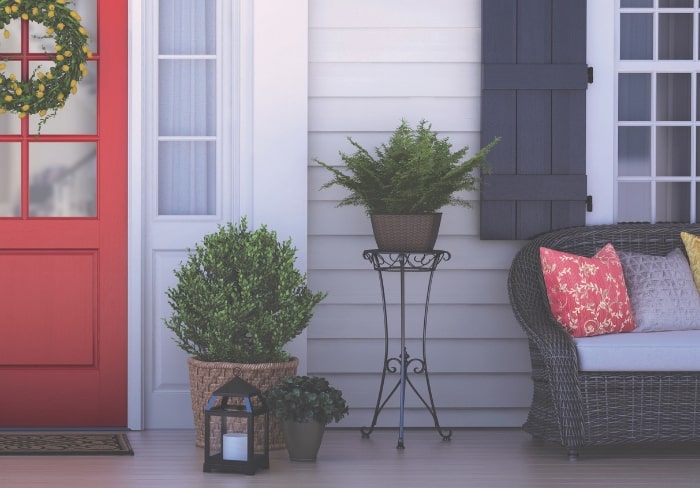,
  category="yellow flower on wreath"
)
[0,0,91,129]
